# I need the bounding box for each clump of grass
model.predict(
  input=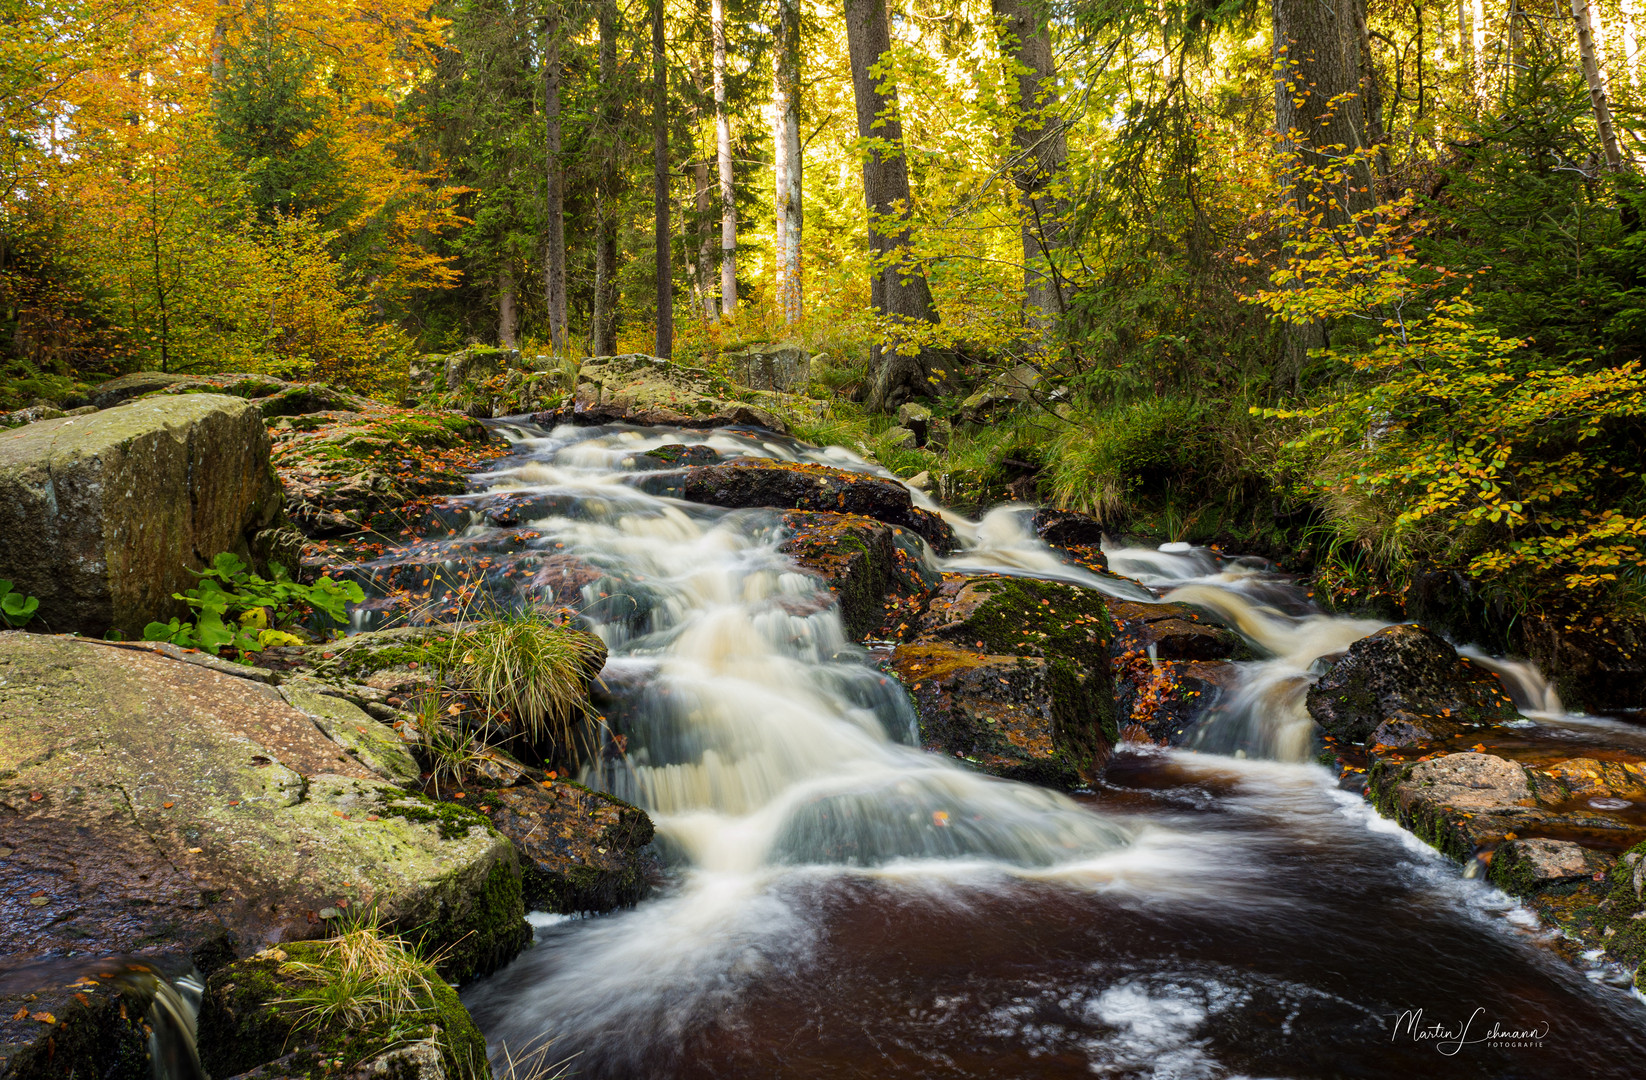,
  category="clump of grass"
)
[457,609,605,759]
[408,692,489,797]
[1046,397,1212,522]
[275,921,440,1034]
